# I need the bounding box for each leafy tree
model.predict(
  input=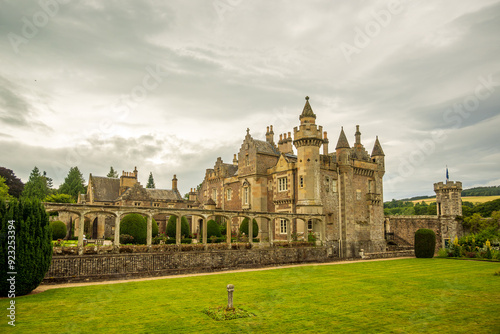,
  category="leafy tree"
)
[166,215,190,238]
[44,193,75,203]
[0,177,12,201]
[240,218,258,238]
[107,166,118,178]
[22,166,50,200]
[119,213,158,244]
[0,199,53,296]
[59,167,86,201]
[146,172,155,189]
[0,167,24,198]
